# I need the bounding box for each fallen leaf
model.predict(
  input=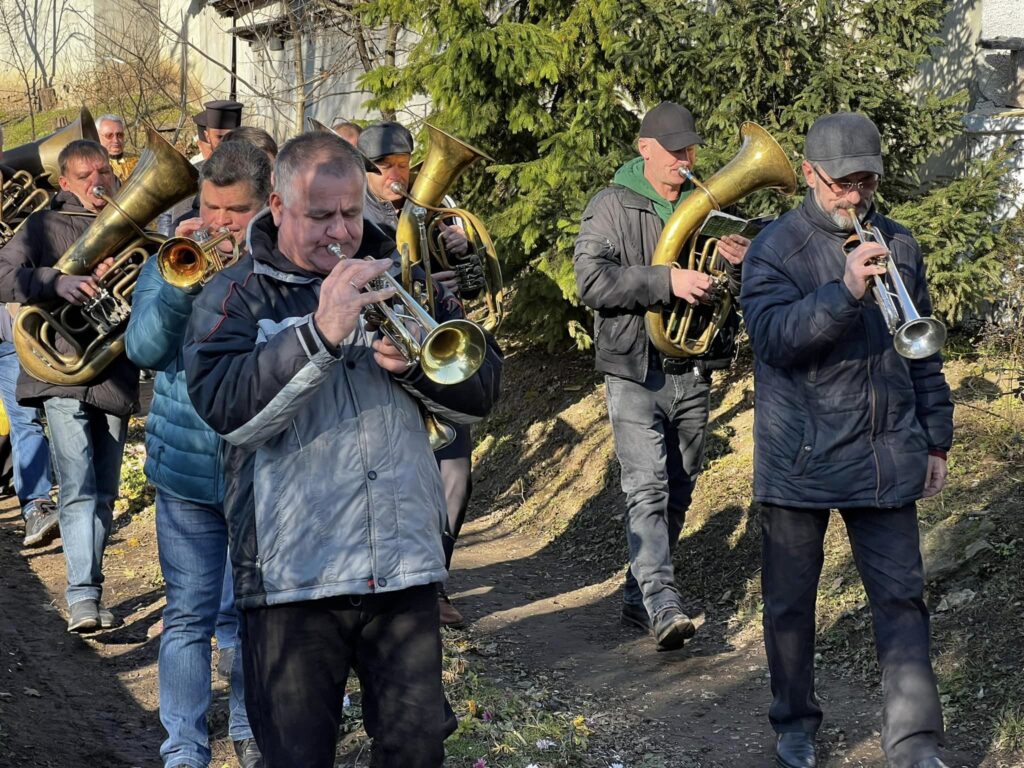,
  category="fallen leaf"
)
[23,688,41,697]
